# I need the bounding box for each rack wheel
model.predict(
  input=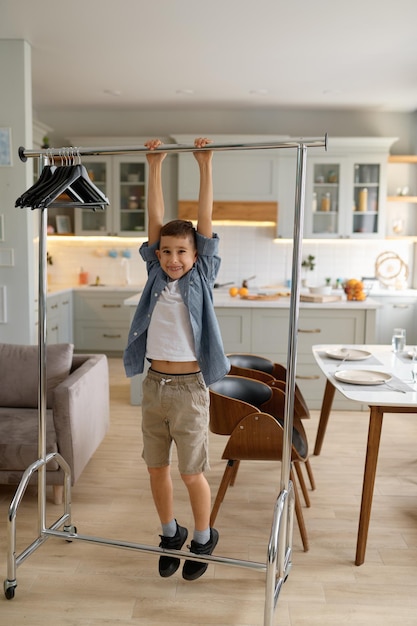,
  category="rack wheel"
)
[63,524,77,542]
[4,580,16,600]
